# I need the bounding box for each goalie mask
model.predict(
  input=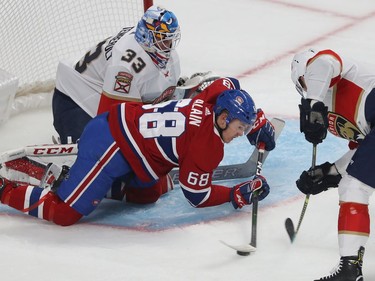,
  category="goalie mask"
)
[291,48,316,97]
[214,89,257,135]
[135,5,181,69]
